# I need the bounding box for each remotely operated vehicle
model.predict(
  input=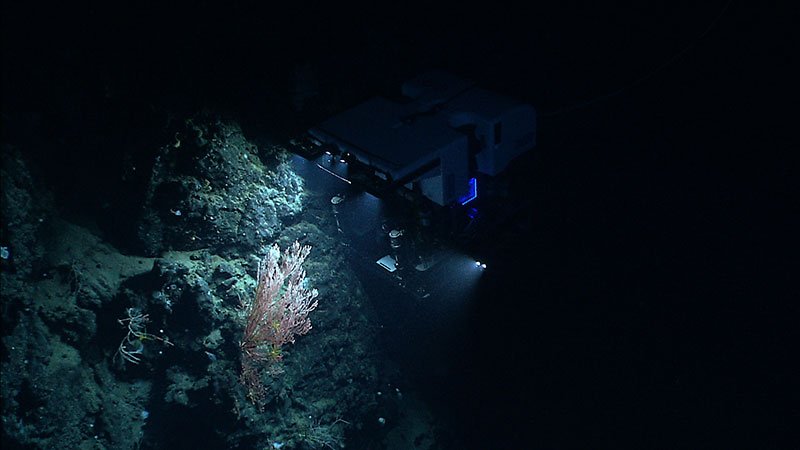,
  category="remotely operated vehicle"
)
[288,70,537,298]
